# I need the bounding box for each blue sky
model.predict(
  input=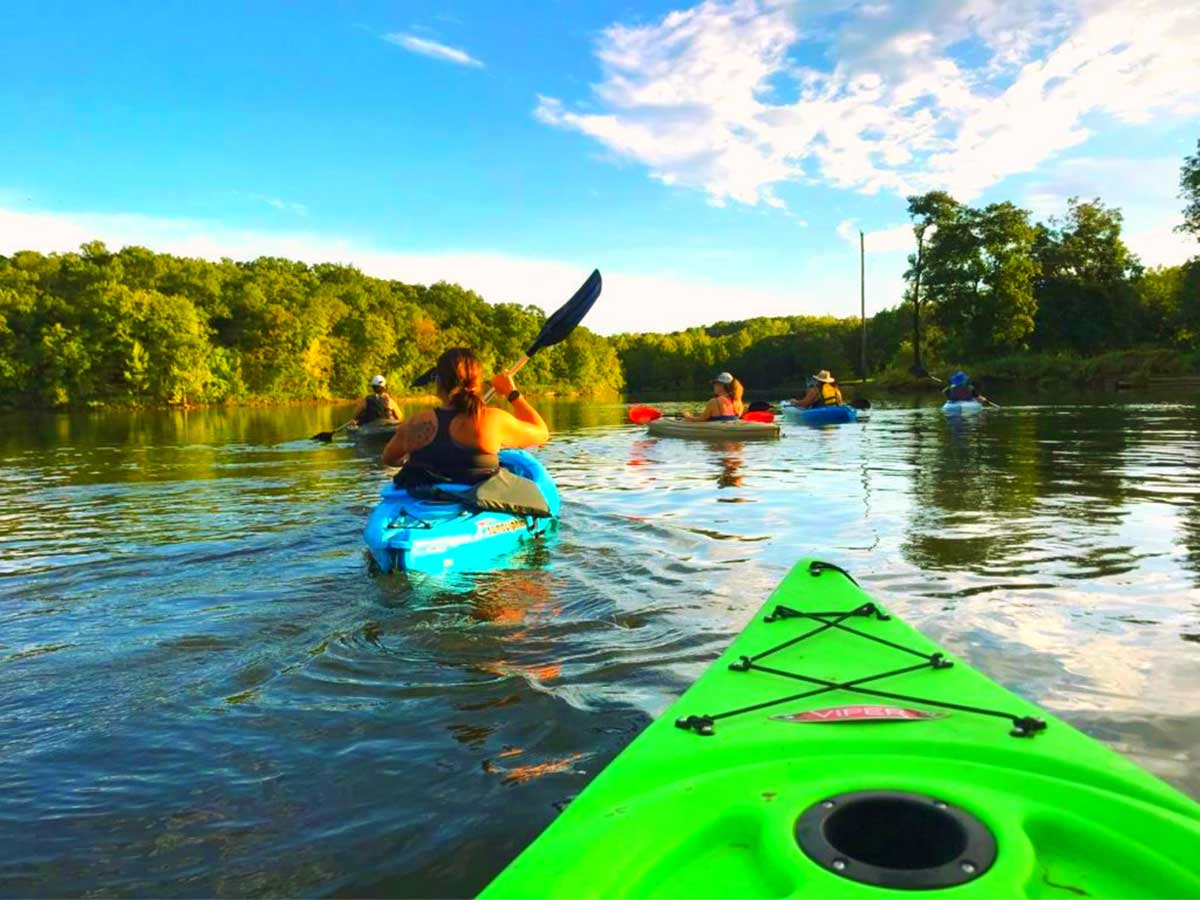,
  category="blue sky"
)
[1,0,1197,333]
